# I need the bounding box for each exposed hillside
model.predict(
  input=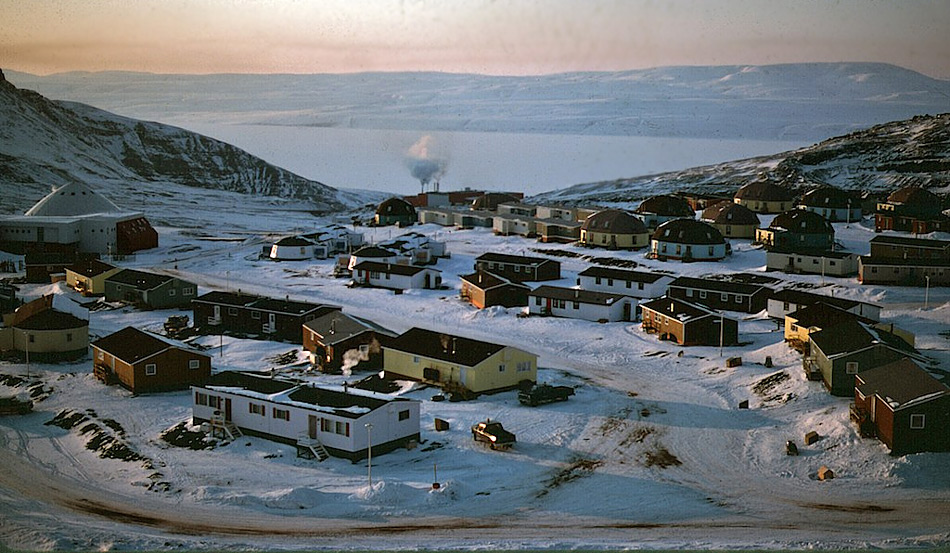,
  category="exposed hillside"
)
[0,69,352,214]
[532,113,950,204]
